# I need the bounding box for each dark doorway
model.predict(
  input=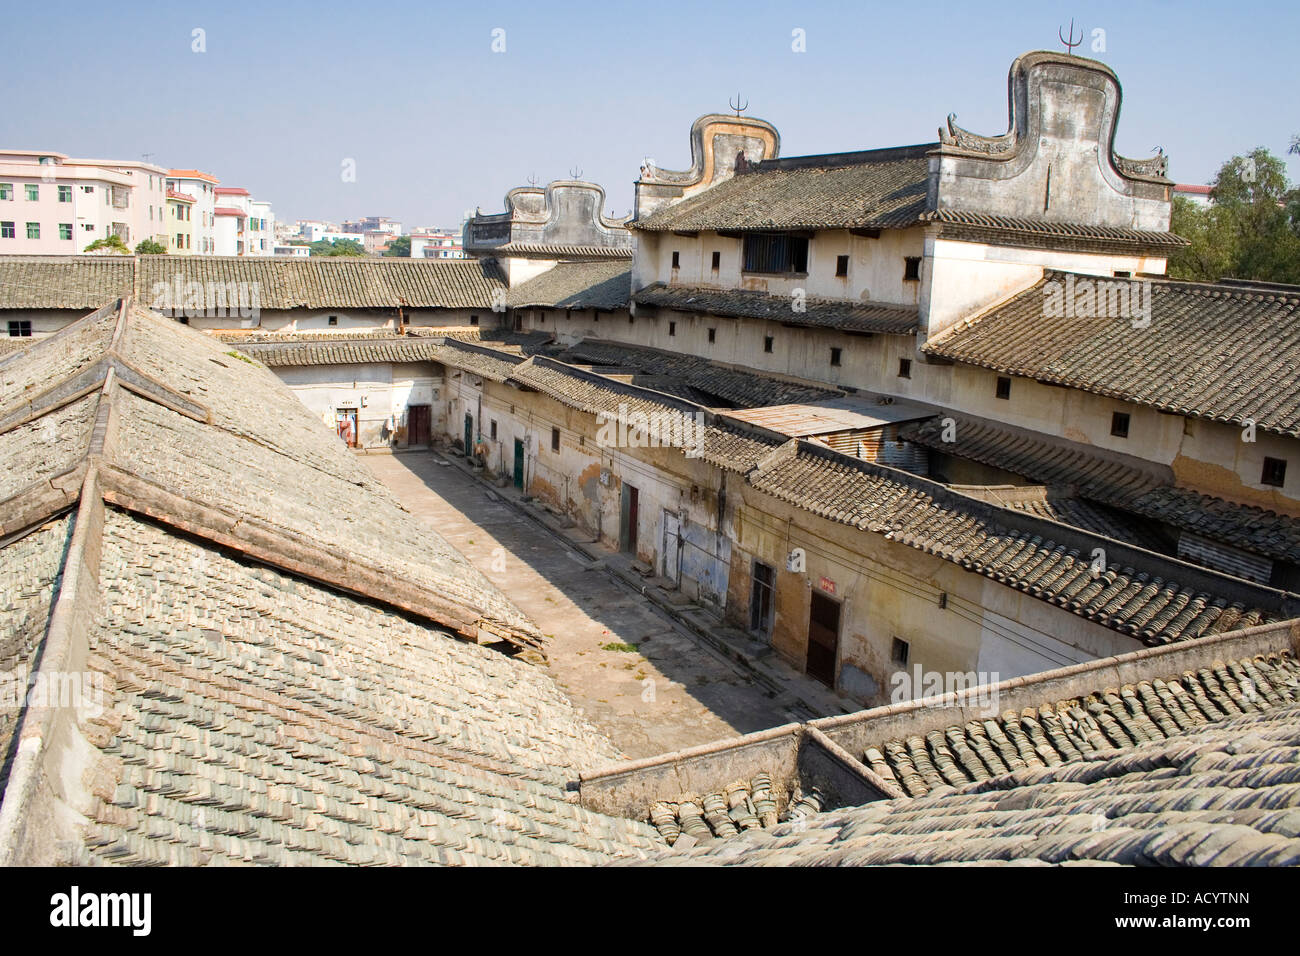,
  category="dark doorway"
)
[408,404,431,446]
[807,592,840,686]
[513,438,525,489]
[463,413,473,455]
[620,483,639,554]
[750,561,775,637]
